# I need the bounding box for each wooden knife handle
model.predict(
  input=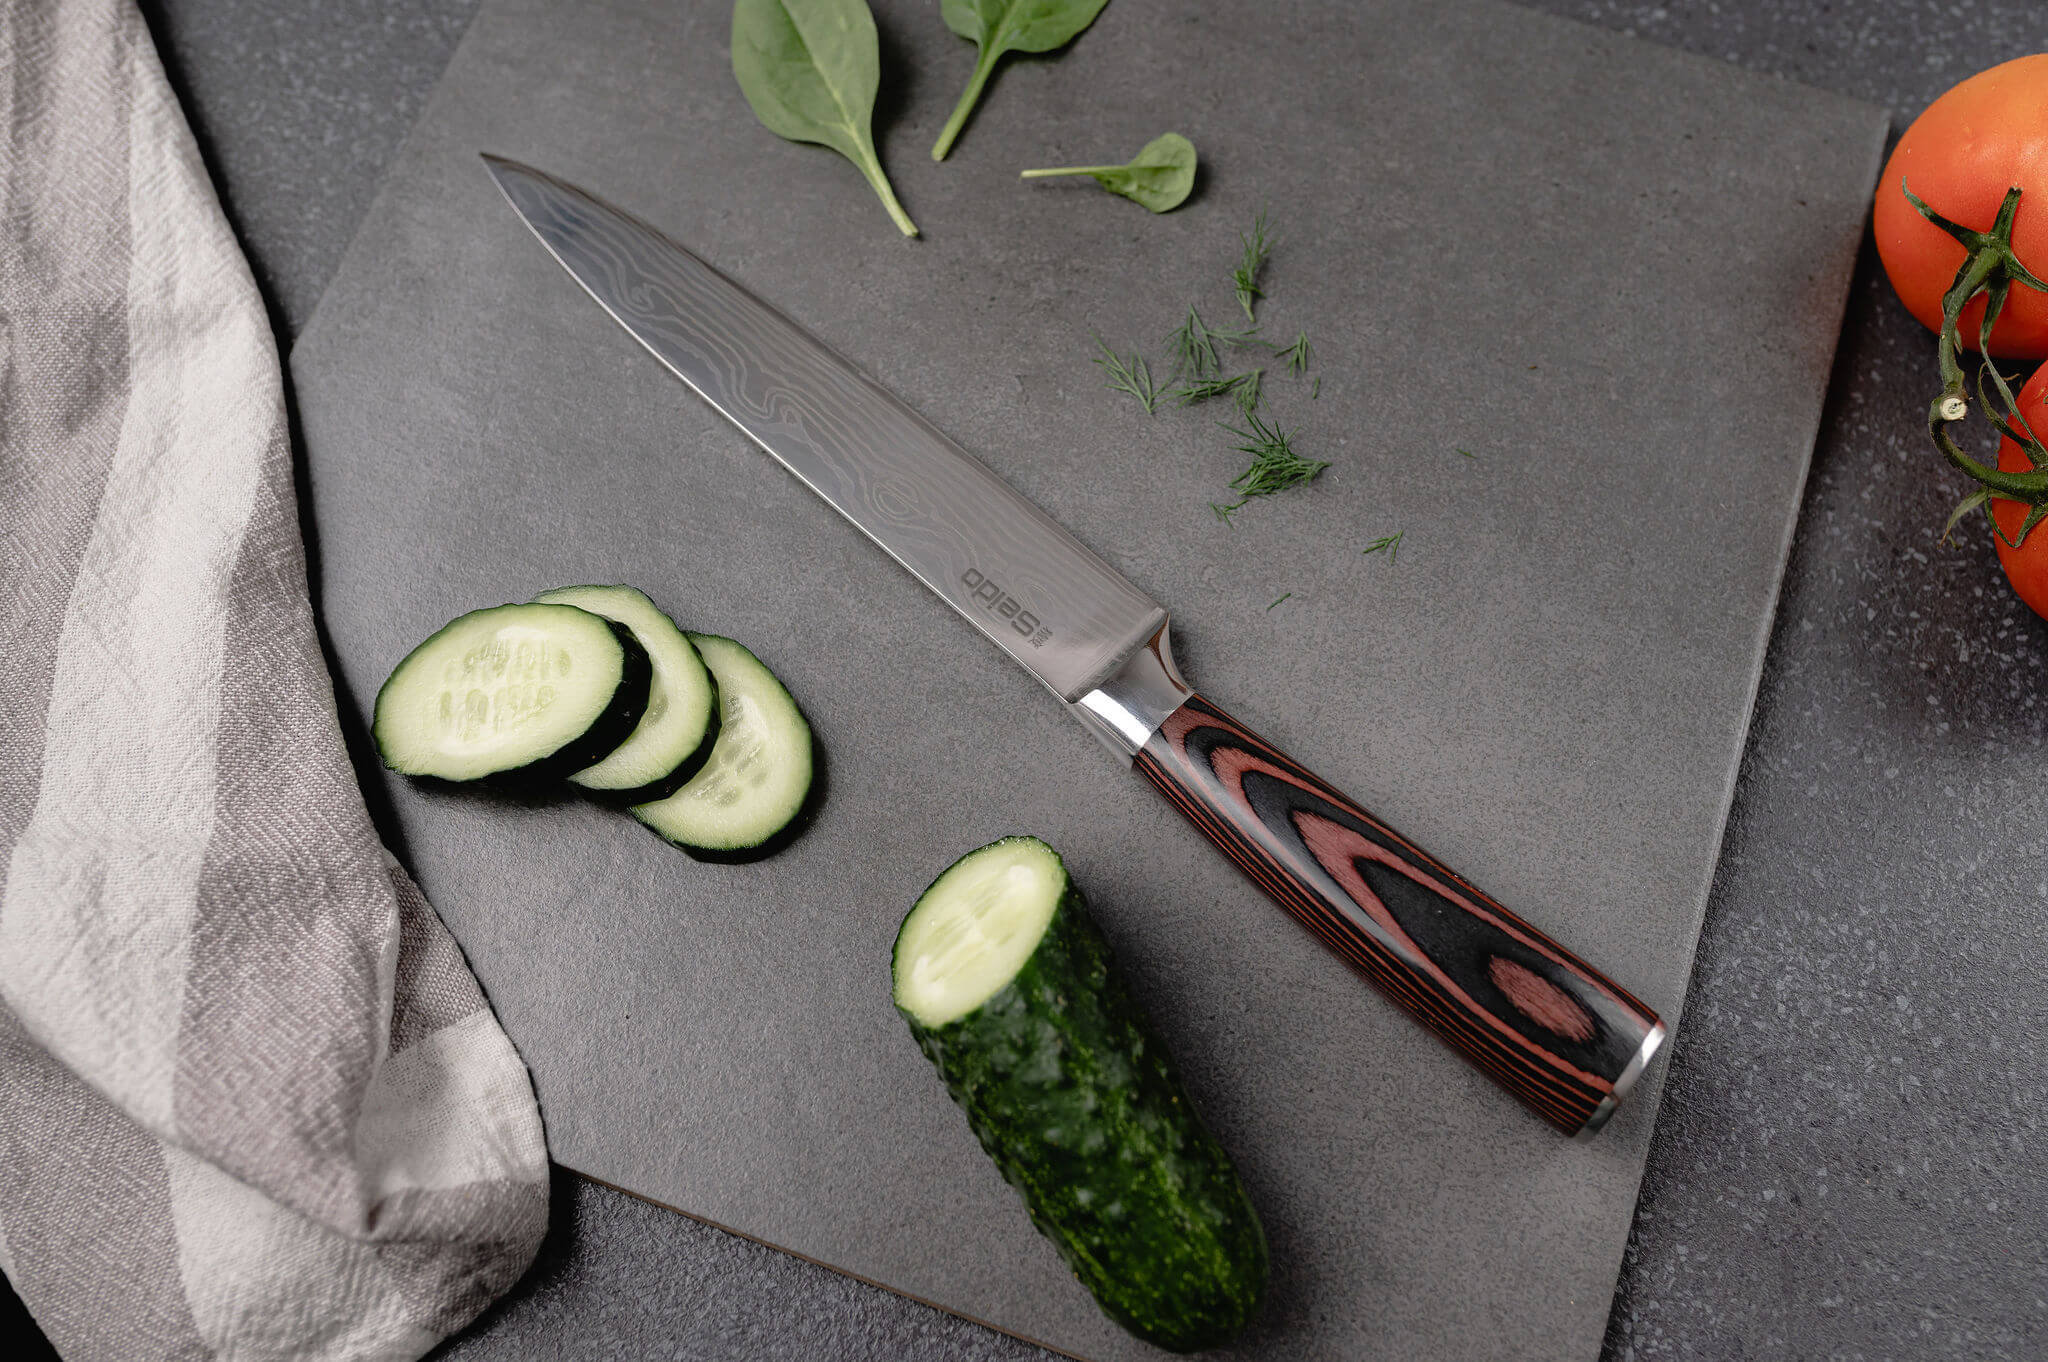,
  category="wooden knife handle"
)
[1133,693,1664,1137]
